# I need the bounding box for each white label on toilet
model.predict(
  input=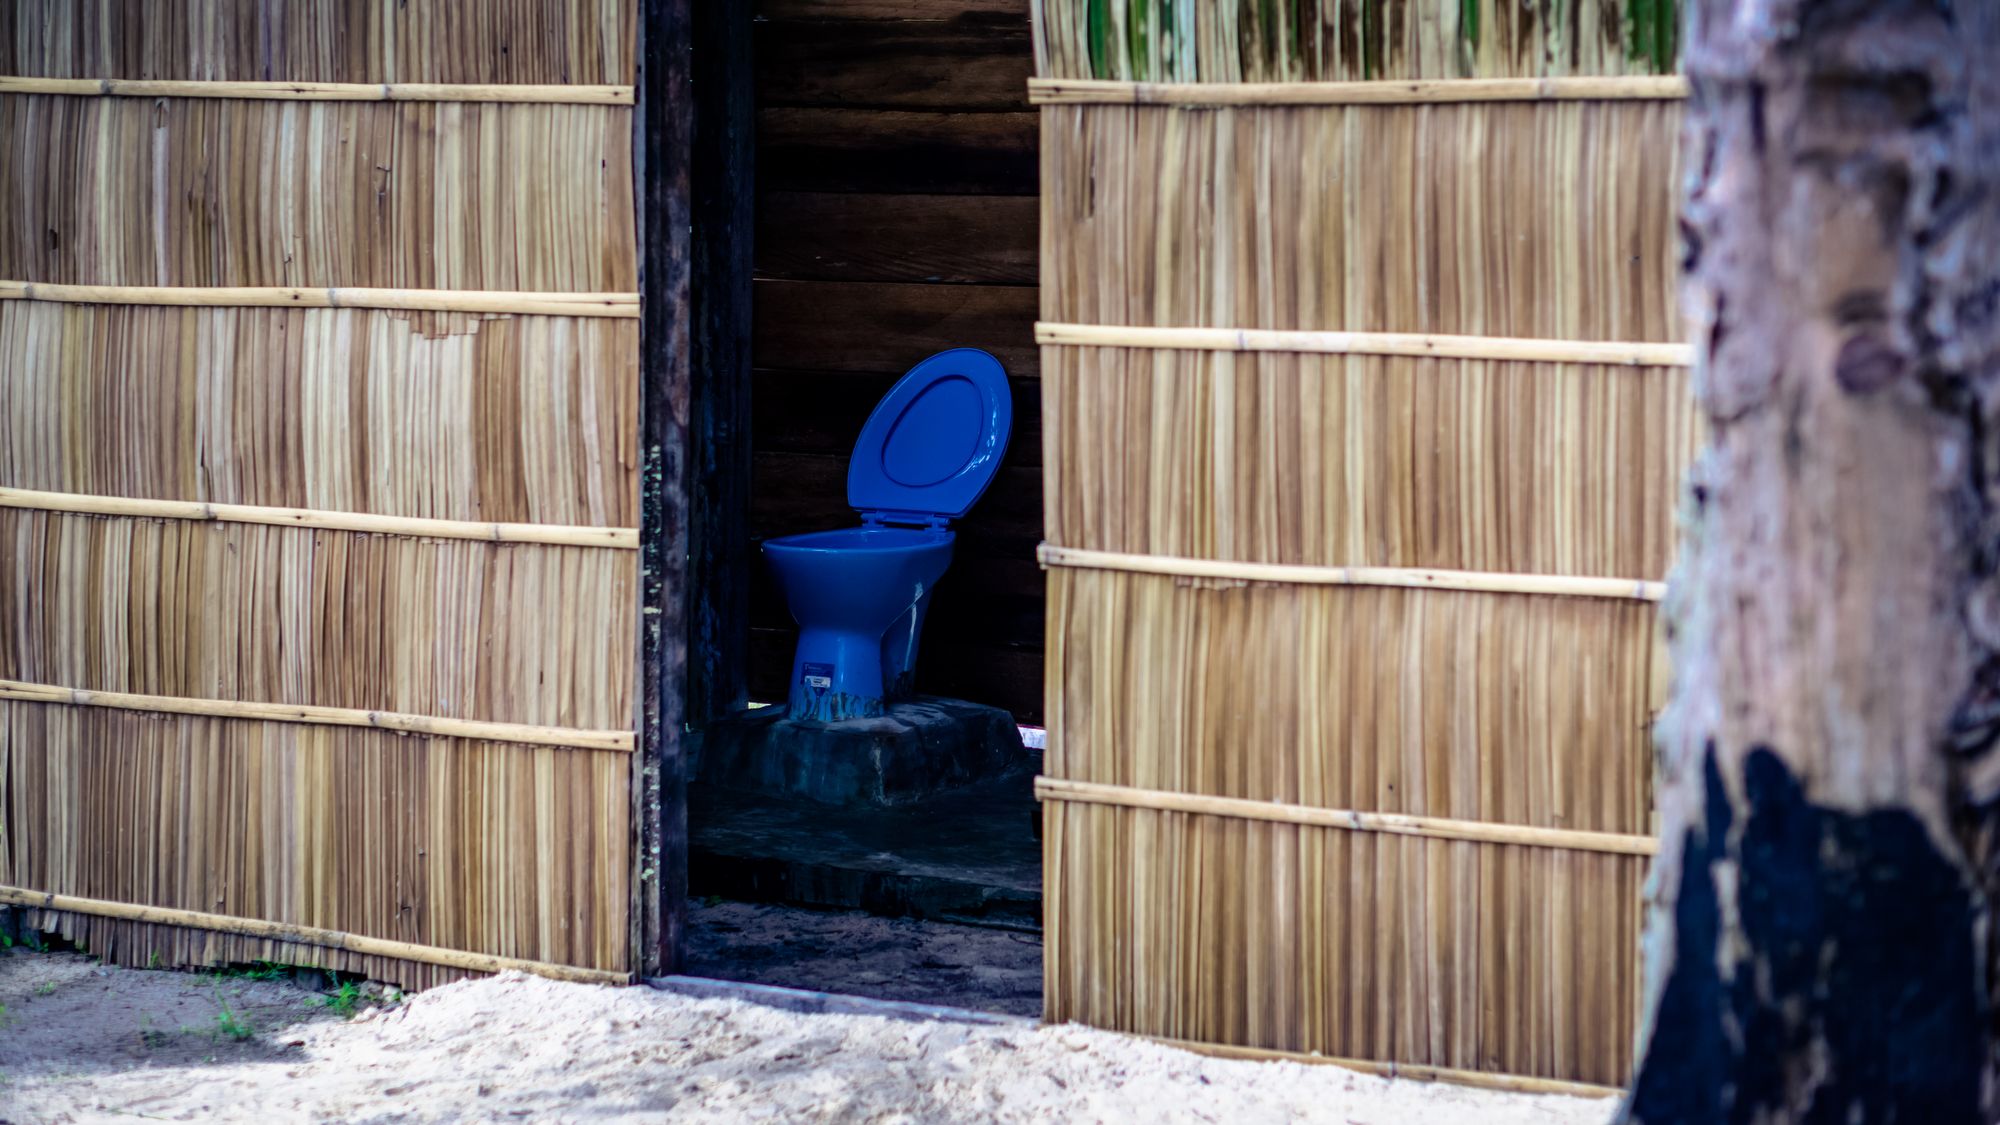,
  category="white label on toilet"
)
[803,662,834,691]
